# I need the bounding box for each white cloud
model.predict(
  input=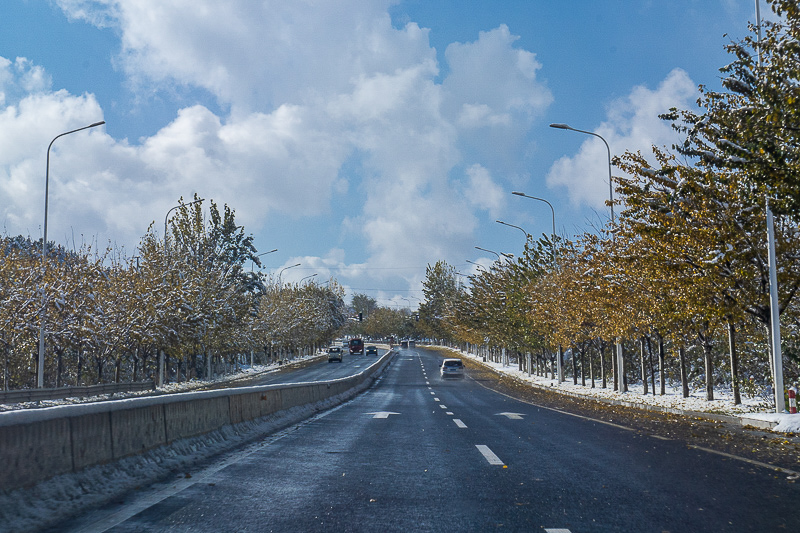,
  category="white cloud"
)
[5,4,554,295]
[546,68,697,212]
